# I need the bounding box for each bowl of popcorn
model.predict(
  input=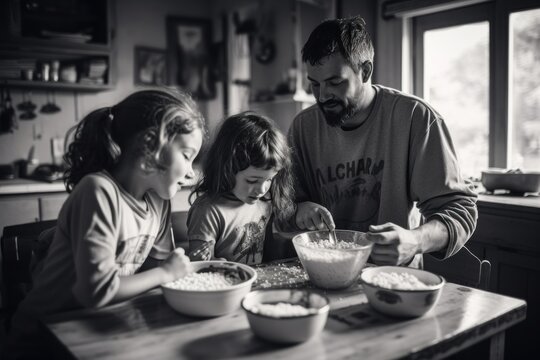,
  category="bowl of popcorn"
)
[161,260,257,317]
[241,289,330,343]
[292,230,373,289]
[360,266,445,318]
